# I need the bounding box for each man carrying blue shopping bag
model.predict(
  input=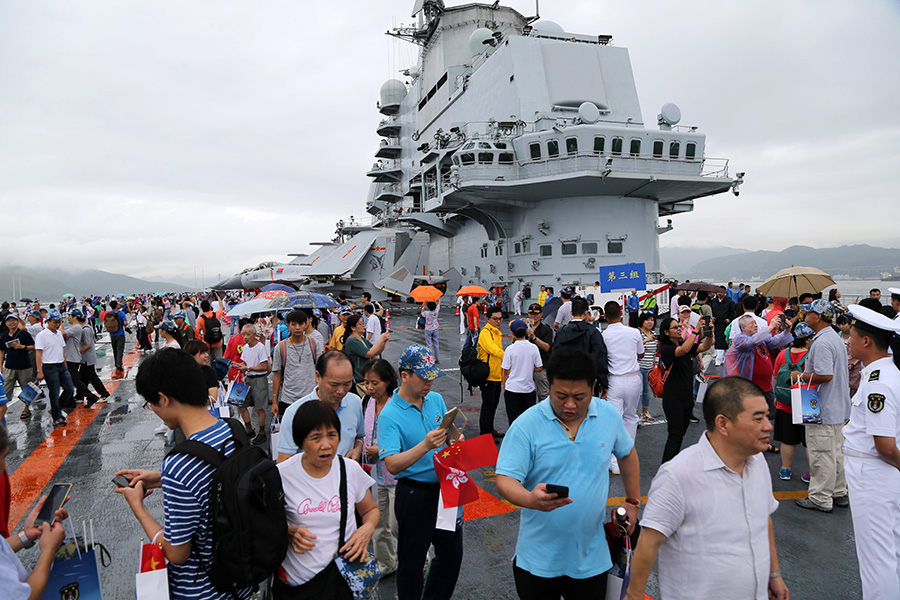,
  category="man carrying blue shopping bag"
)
[794,299,851,513]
